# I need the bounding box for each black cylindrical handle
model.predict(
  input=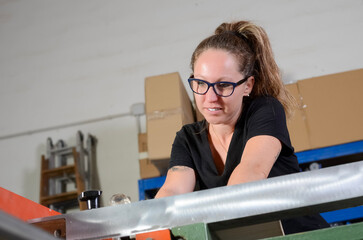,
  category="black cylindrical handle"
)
[79,190,102,210]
